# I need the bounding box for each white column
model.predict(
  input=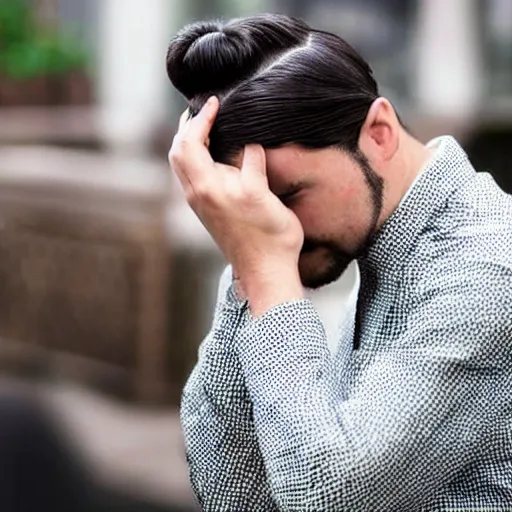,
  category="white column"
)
[97,0,182,154]
[221,0,271,15]
[413,0,483,118]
